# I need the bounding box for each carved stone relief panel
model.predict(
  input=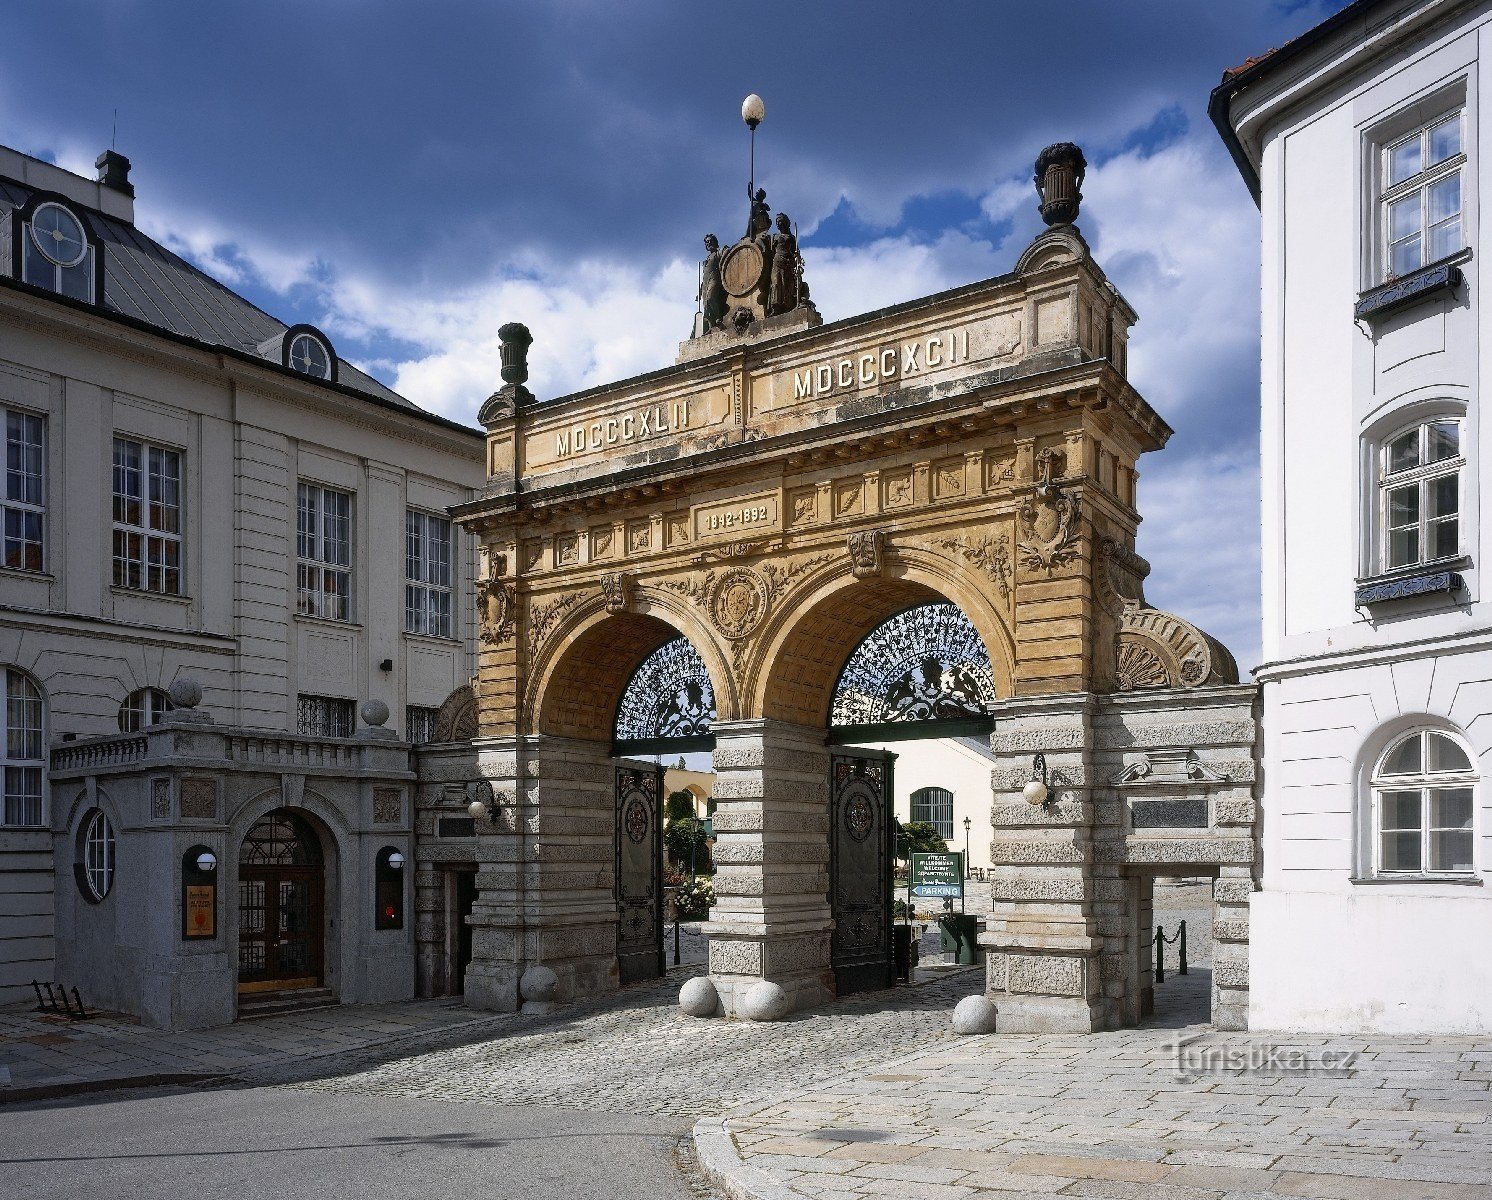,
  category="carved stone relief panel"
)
[151,777,170,820]
[627,521,652,553]
[521,539,544,572]
[180,778,217,820]
[373,788,403,824]
[554,533,579,567]
[666,512,690,548]
[835,481,863,517]
[883,470,914,508]
[788,487,818,526]
[933,459,966,500]
[590,526,615,559]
